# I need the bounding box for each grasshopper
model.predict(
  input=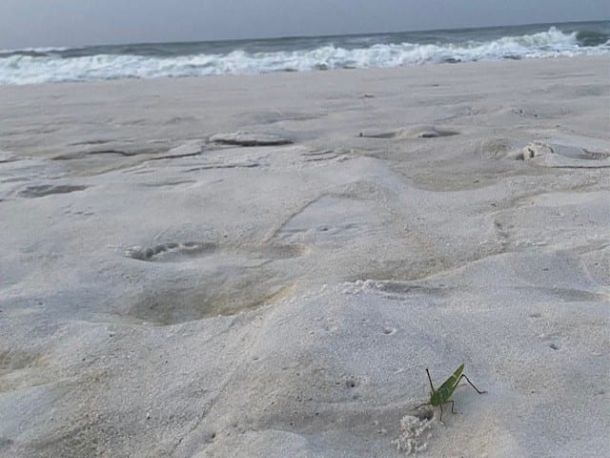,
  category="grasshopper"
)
[419,363,487,421]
